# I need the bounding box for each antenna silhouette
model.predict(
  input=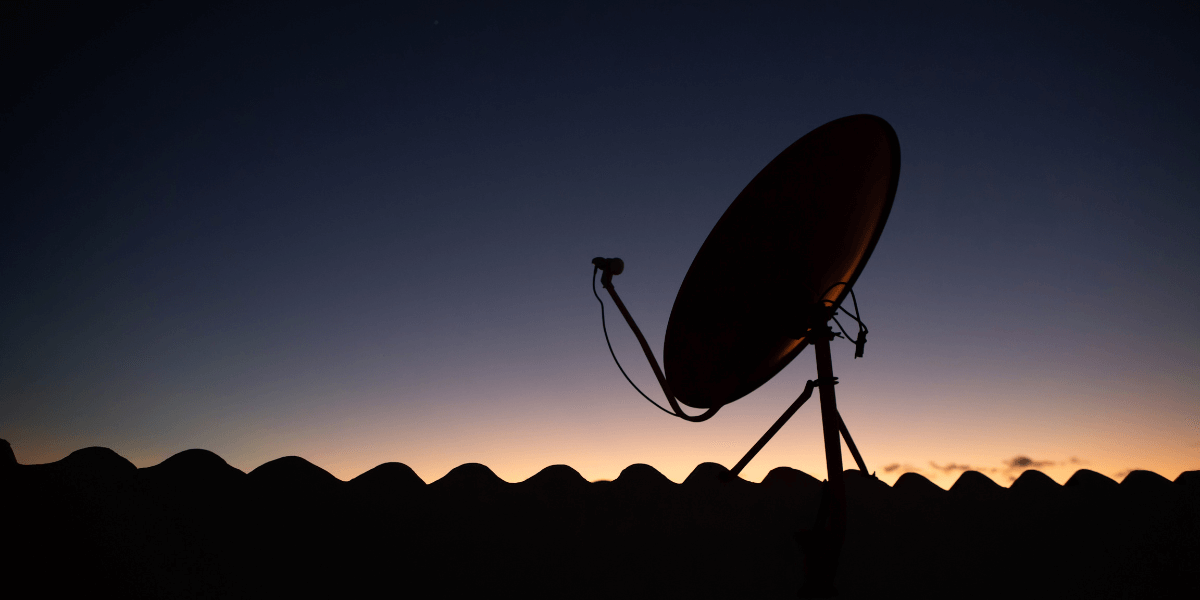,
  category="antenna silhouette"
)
[592,114,901,598]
